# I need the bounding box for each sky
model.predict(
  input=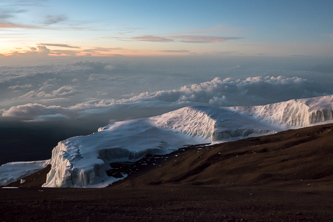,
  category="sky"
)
[1,0,333,125]
[1,0,333,57]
